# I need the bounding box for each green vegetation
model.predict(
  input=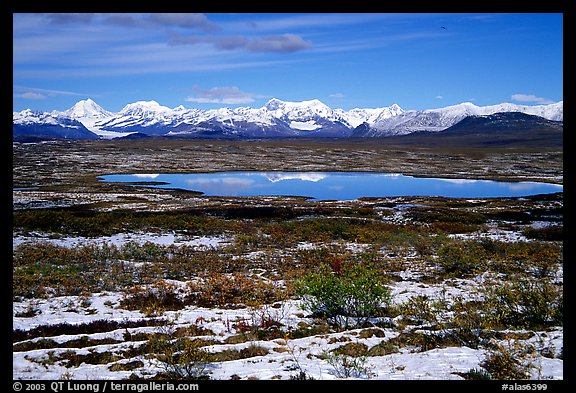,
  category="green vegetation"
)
[482,278,563,330]
[295,262,391,329]
[148,335,211,379]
